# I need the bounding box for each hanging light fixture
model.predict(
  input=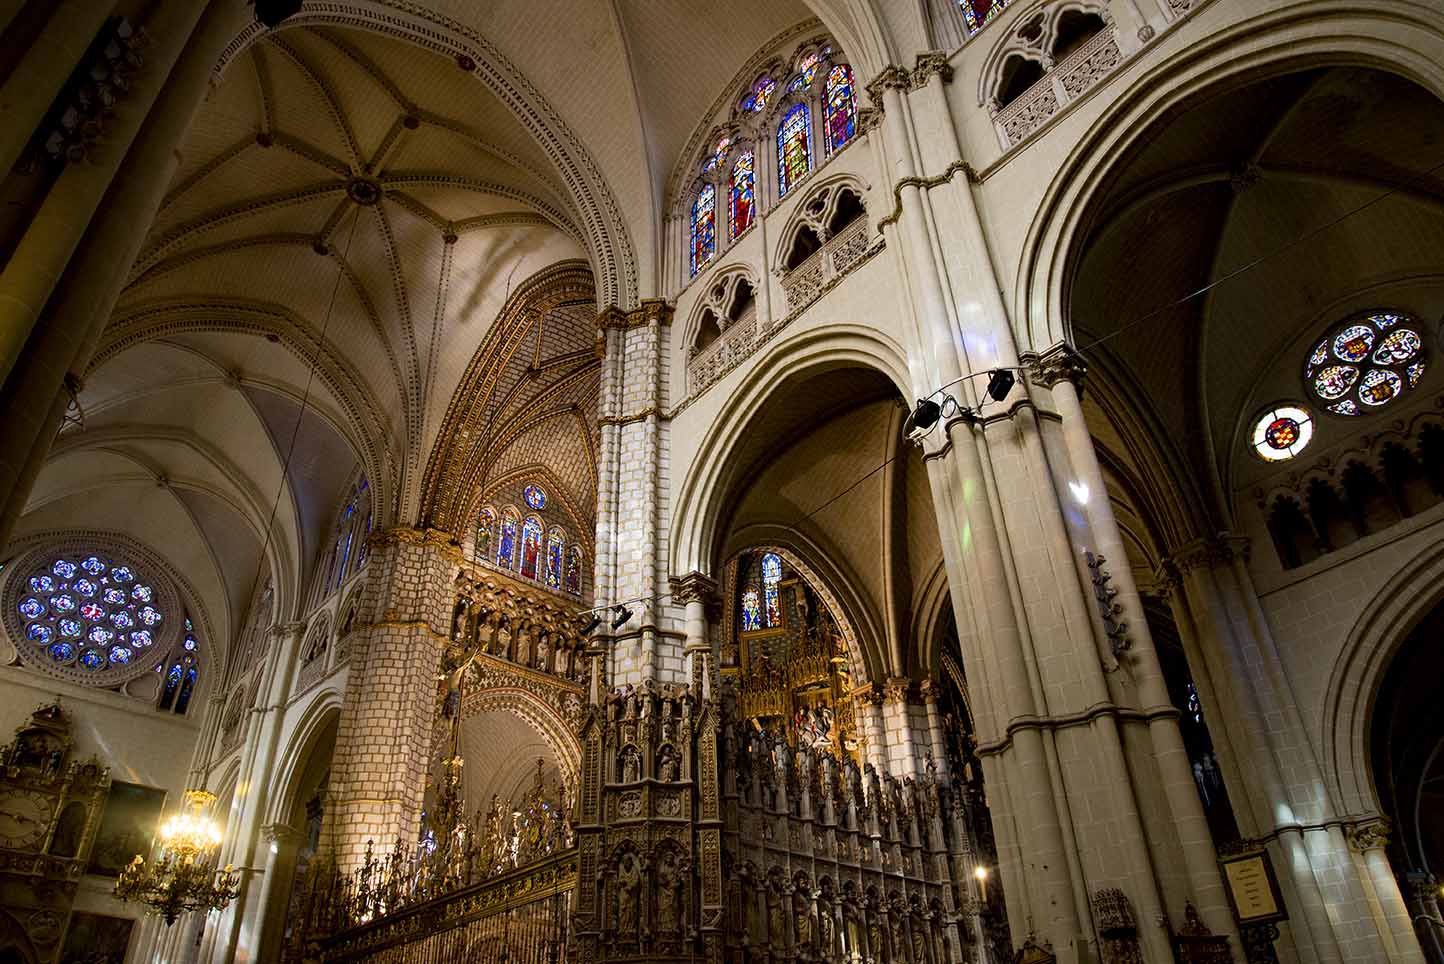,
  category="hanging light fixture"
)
[114,789,241,925]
